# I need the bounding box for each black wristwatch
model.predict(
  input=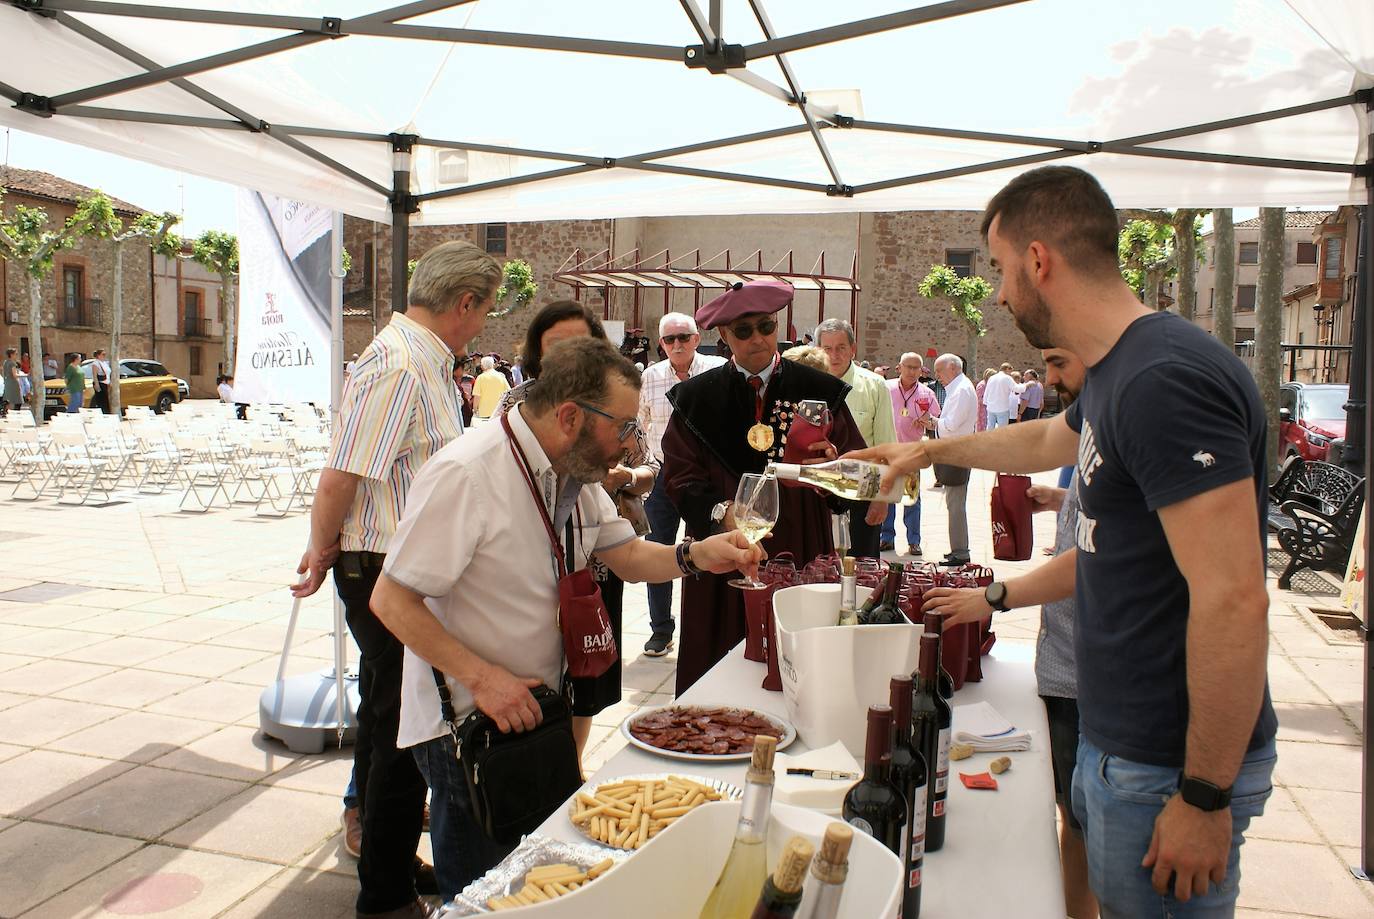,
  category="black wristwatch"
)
[1179,775,1232,811]
[984,581,1010,613]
